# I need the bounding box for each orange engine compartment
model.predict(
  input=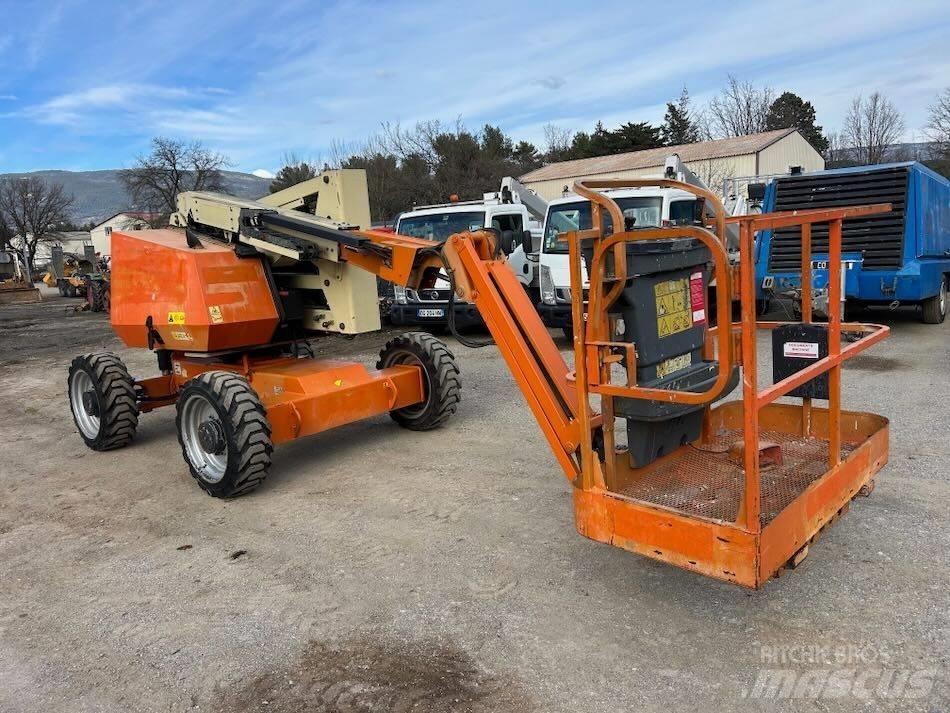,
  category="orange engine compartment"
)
[110,229,280,352]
